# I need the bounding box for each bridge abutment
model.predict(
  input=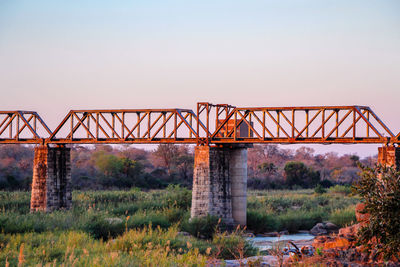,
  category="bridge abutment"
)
[378,146,400,169]
[191,145,247,225]
[30,146,72,212]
